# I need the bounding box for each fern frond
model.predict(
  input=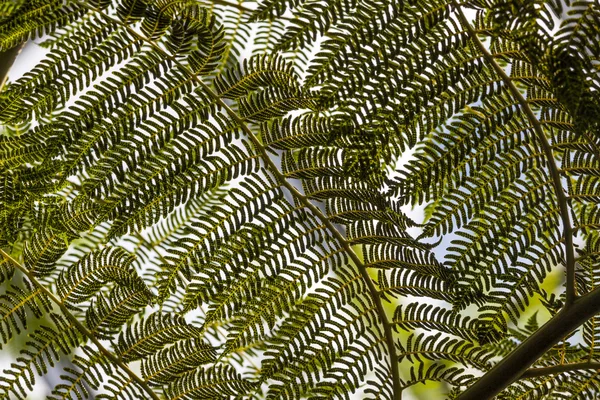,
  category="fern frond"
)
[3,0,599,398]
[86,286,153,340]
[393,303,480,342]
[209,1,253,75]
[221,247,346,356]
[0,1,85,51]
[141,338,217,385]
[105,141,259,237]
[0,278,51,347]
[0,313,80,399]
[56,247,151,307]
[400,362,474,392]
[274,0,352,51]
[252,18,286,56]
[0,254,14,283]
[22,226,68,277]
[156,172,282,301]
[261,272,388,398]
[115,312,205,362]
[99,369,155,400]
[379,268,452,302]
[0,168,25,245]
[400,332,493,371]
[48,345,112,400]
[213,54,300,99]
[163,365,255,399]
[239,87,315,122]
